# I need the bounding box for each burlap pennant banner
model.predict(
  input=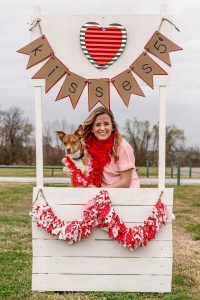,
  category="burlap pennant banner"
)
[130,52,168,89]
[17,35,53,69]
[112,69,145,106]
[88,79,110,111]
[18,19,182,110]
[32,56,68,93]
[56,72,87,109]
[144,31,183,66]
